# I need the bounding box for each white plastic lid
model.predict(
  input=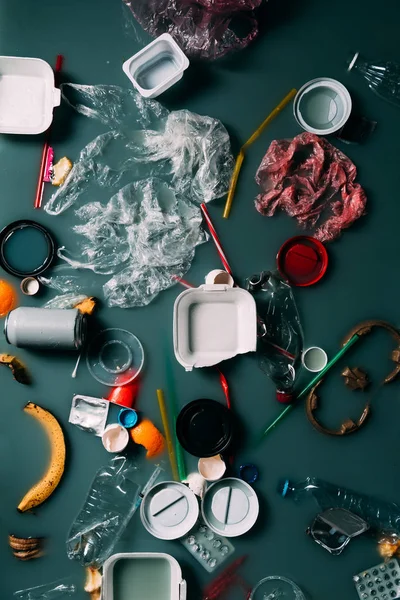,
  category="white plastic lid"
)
[202,478,259,537]
[294,78,352,135]
[140,481,199,540]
